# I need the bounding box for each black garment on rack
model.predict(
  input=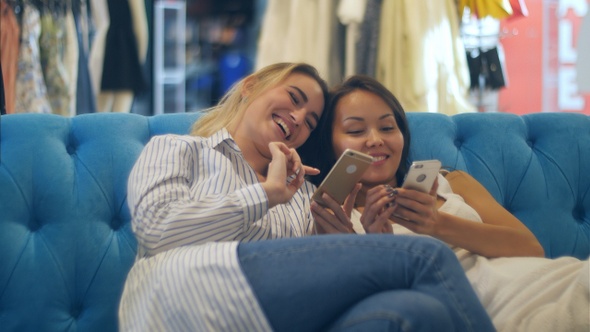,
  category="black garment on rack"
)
[74,5,96,114]
[100,0,147,94]
[356,0,383,77]
[466,47,507,90]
